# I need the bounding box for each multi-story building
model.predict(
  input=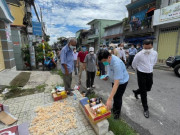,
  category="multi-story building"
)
[153,0,180,63]
[87,19,121,51]
[124,0,160,46]
[76,29,89,49]
[103,22,124,45]
[0,0,15,71]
